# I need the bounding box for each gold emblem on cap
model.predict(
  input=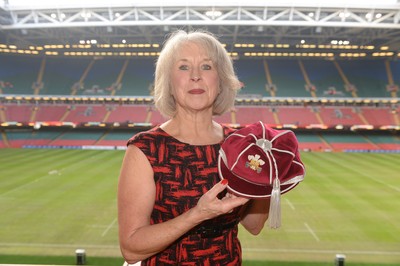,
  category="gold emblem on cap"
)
[246,154,265,173]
